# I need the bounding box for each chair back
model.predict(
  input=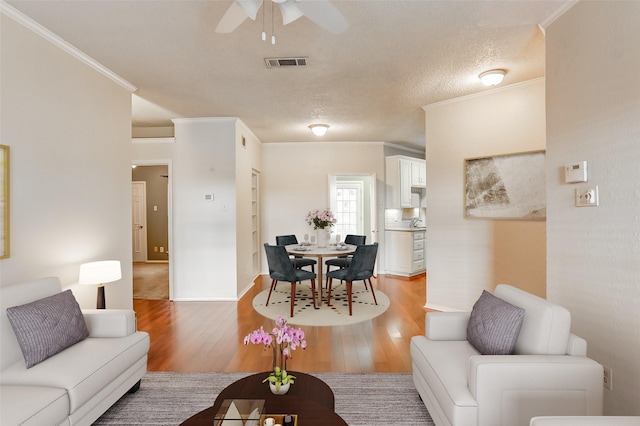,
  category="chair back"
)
[344,234,366,245]
[343,243,378,281]
[276,235,298,246]
[264,244,299,282]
